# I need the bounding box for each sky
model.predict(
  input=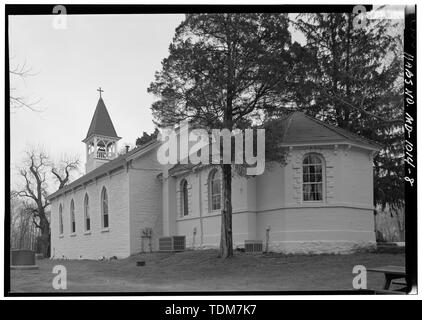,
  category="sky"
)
[9,13,306,188]
[9,14,185,185]
[8,8,402,189]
